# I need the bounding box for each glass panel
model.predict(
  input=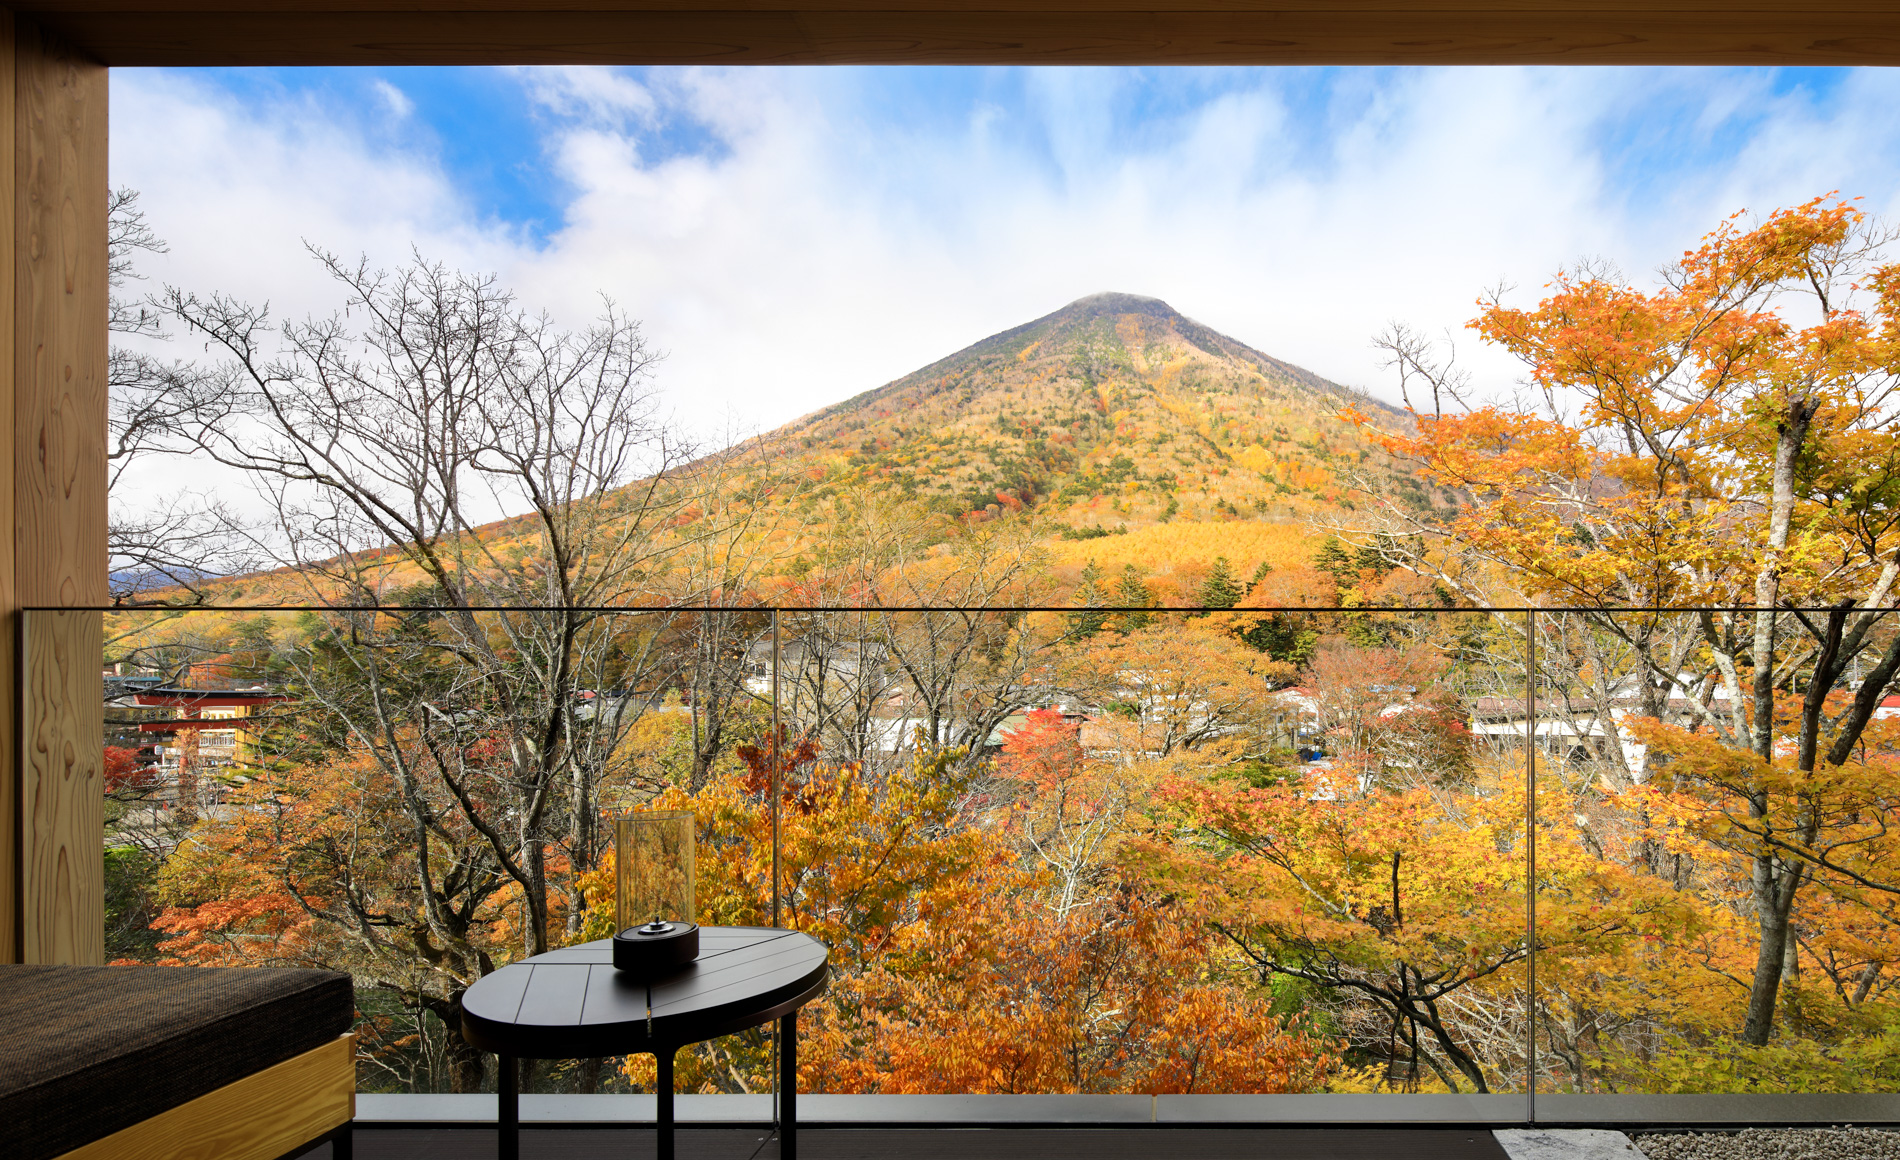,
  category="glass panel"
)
[96,598,1900,1100]
[1532,609,1900,1096]
[101,605,779,1096]
[761,605,1526,1096]
[101,600,1541,1099]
